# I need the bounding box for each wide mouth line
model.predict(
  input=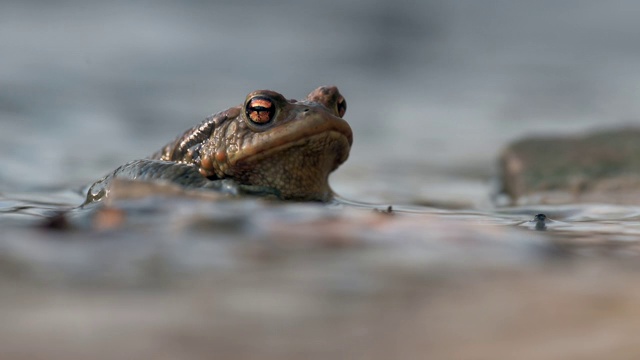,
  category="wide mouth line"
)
[232,130,351,165]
